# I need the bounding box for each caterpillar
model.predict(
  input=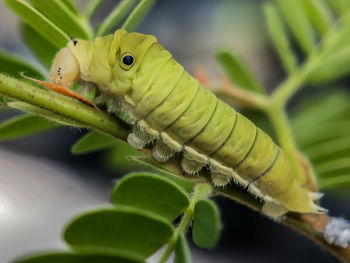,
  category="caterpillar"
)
[49,29,326,217]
